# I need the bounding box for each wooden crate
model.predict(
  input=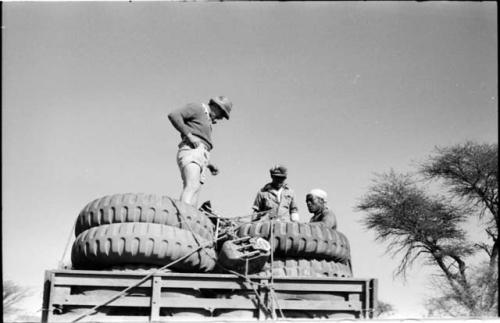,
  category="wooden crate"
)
[42,269,377,322]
